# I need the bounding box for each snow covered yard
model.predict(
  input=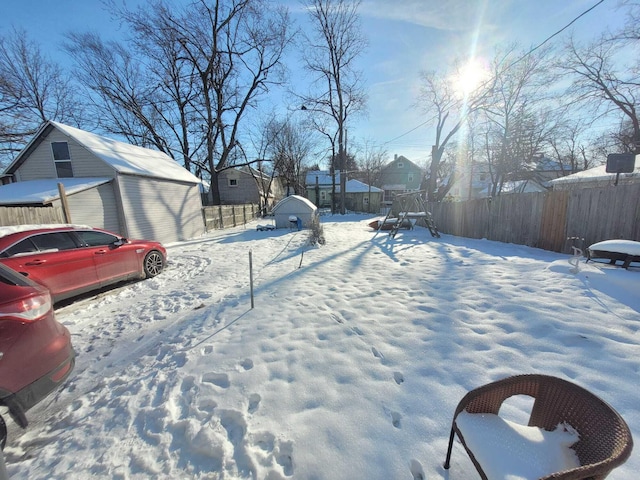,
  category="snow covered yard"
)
[3,214,639,479]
